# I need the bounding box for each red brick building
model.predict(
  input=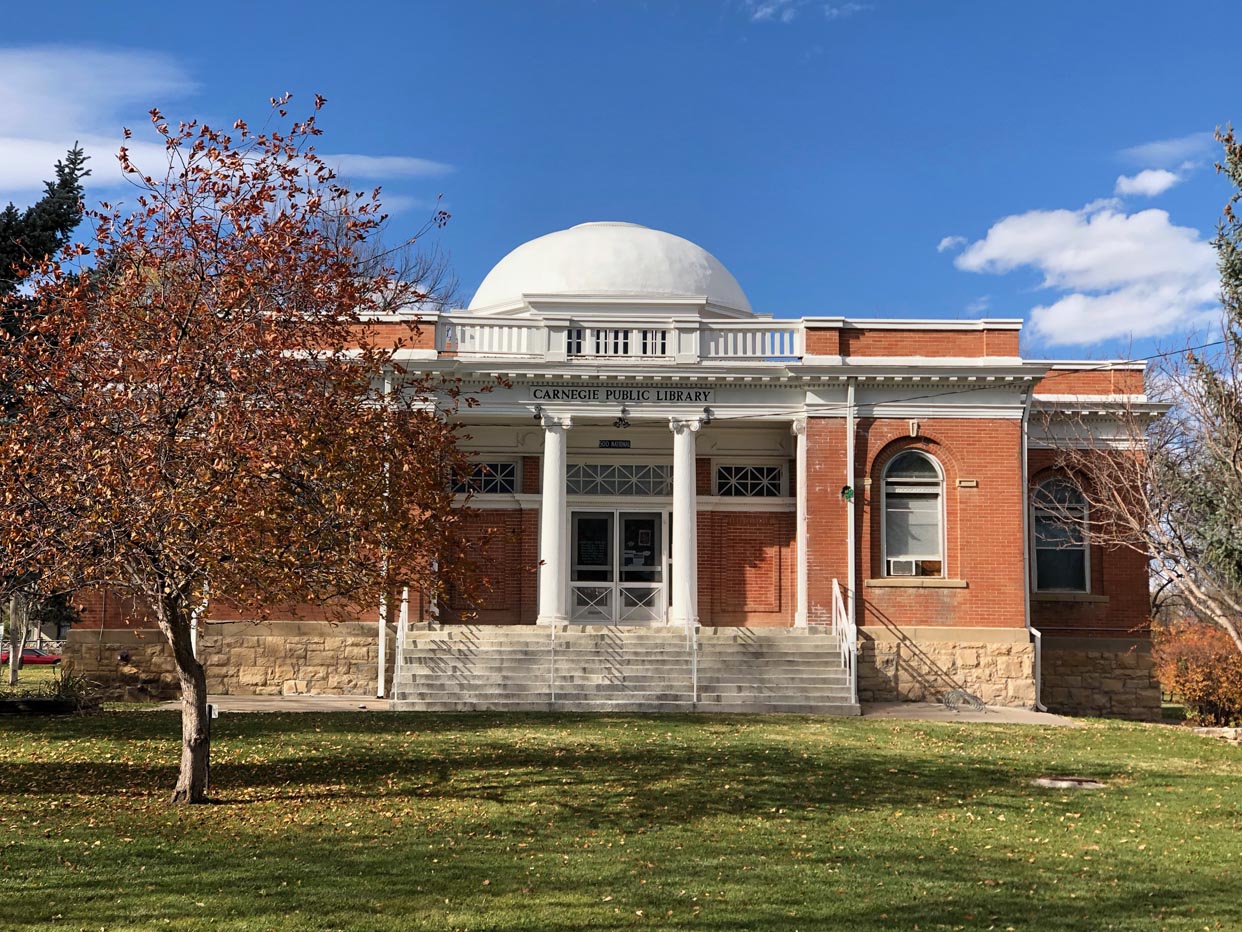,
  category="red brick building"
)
[67,222,1160,717]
